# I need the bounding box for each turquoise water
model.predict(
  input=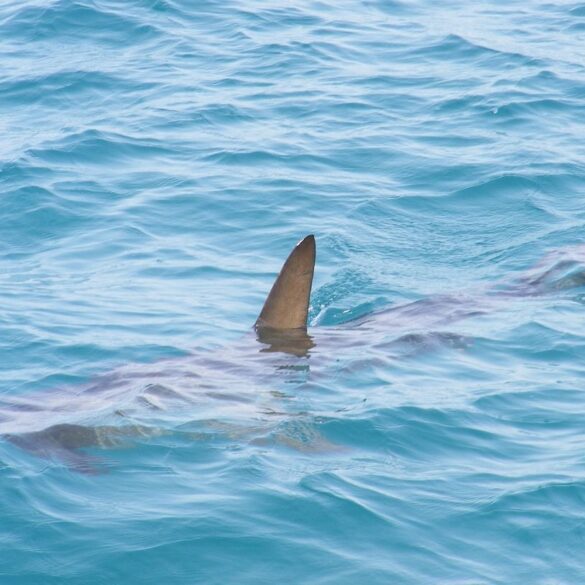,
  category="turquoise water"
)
[2,0,585,582]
